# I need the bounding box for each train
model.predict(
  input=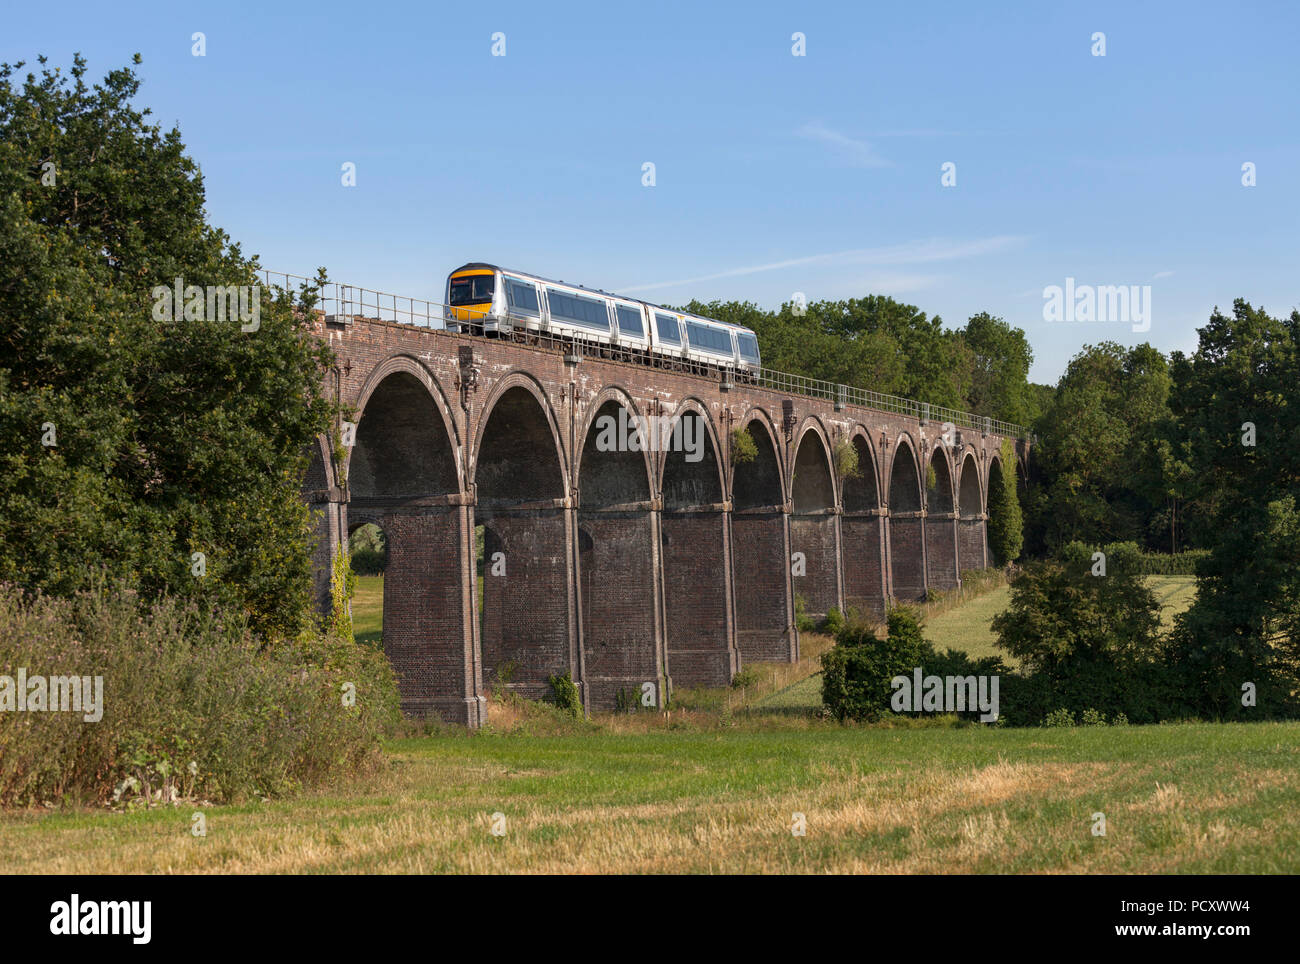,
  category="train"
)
[444,263,762,372]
